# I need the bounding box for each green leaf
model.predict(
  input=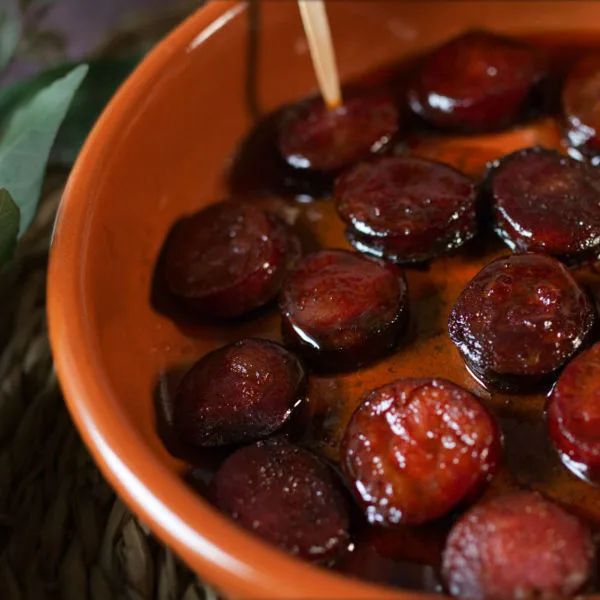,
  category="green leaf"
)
[0,63,74,119]
[0,64,88,235]
[0,7,21,71]
[0,57,140,167]
[0,188,20,267]
[52,57,140,165]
